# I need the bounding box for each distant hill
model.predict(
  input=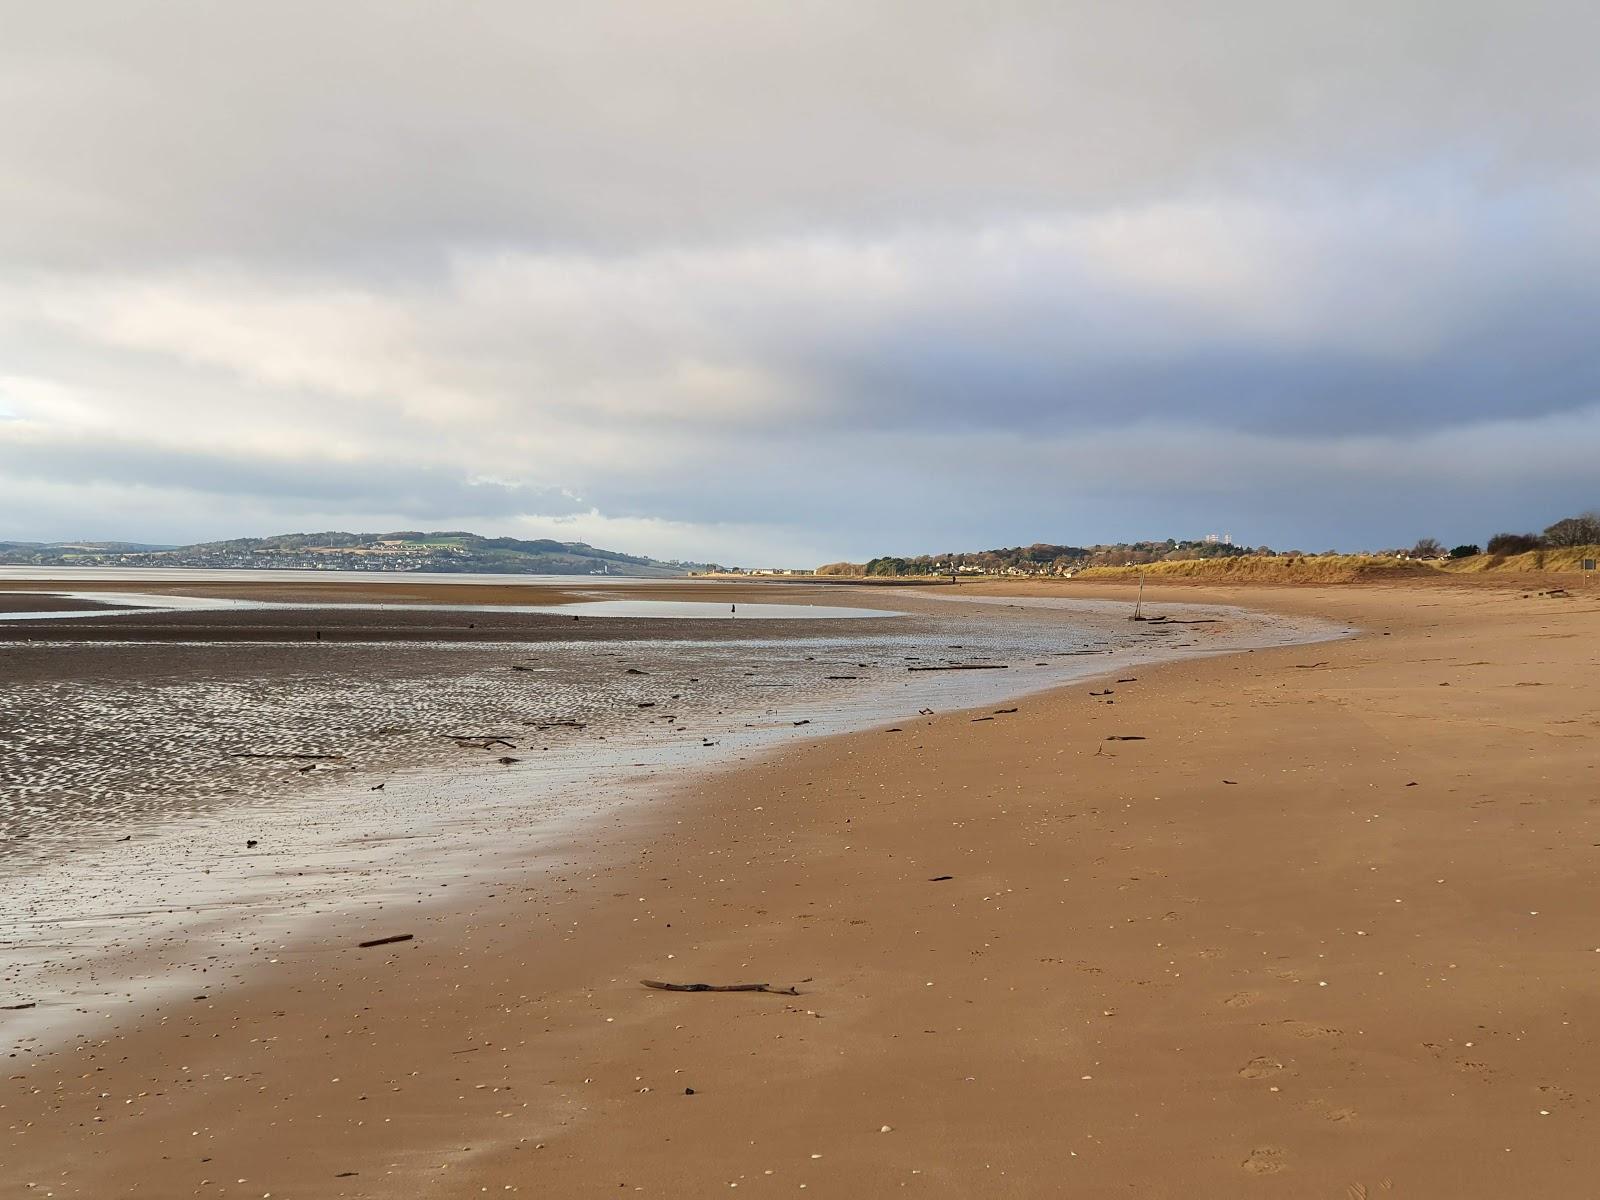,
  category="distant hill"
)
[0,531,705,576]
